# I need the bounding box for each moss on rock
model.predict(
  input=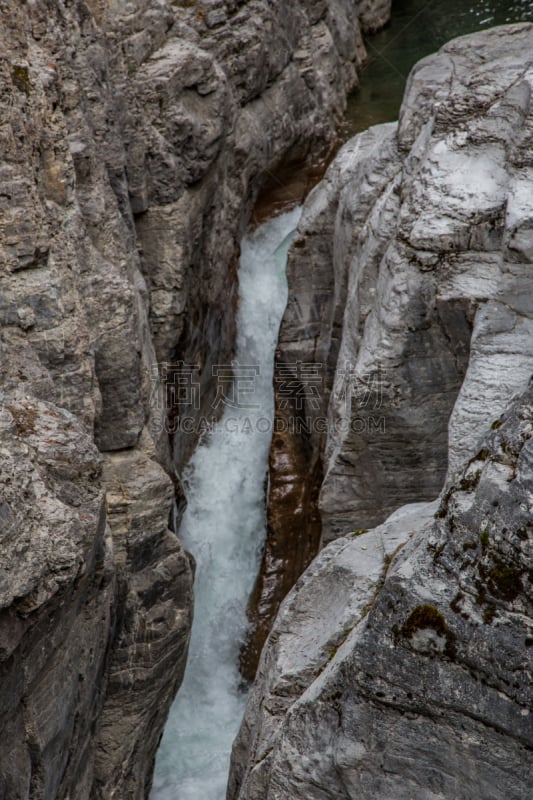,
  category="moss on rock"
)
[400,604,457,659]
[12,65,30,95]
